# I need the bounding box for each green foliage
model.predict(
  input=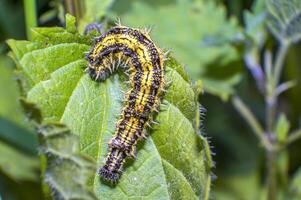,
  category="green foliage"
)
[109,0,243,100]
[83,0,115,22]
[0,140,38,181]
[0,0,25,41]
[8,14,212,199]
[212,0,301,199]
[289,167,301,199]
[275,113,290,143]
[0,56,39,181]
[244,0,267,46]
[39,123,96,200]
[0,56,26,125]
[267,0,301,43]
[78,0,115,32]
